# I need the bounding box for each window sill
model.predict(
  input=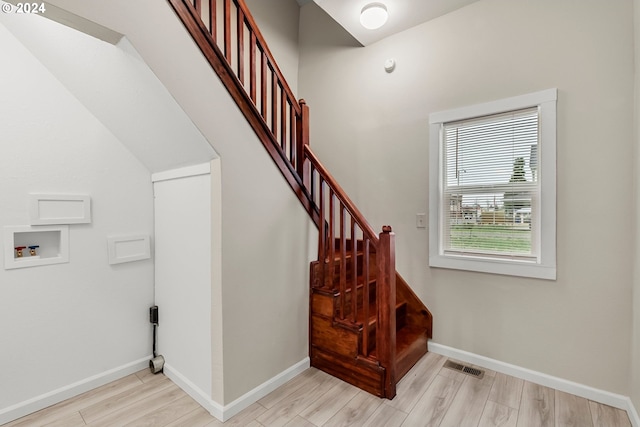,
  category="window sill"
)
[429,253,556,280]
